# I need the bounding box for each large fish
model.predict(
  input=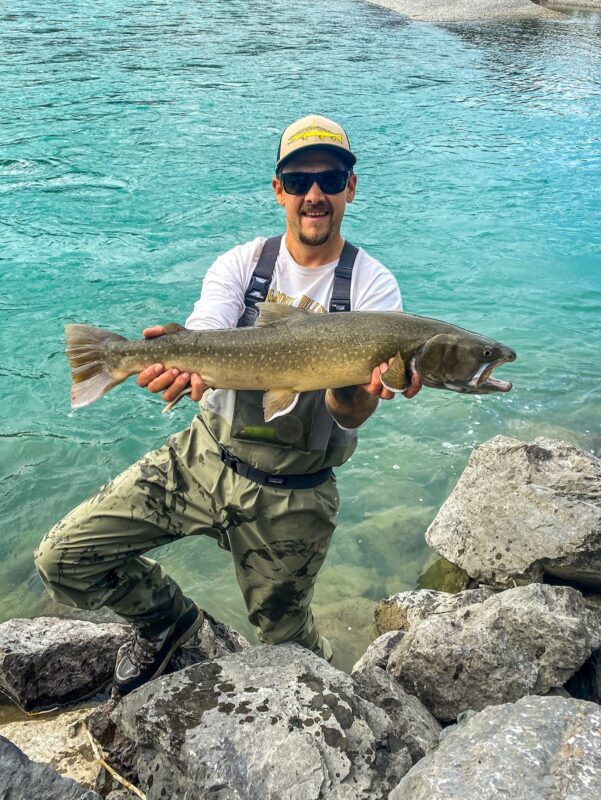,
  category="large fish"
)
[65,302,516,421]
